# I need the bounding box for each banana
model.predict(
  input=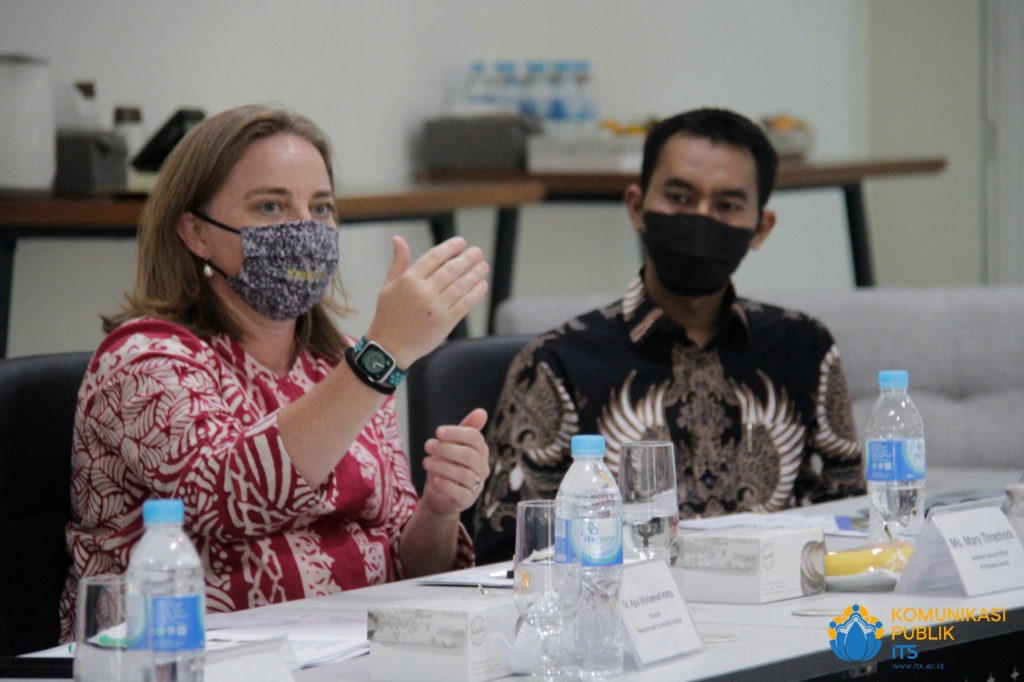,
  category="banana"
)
[825,542,914,576]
